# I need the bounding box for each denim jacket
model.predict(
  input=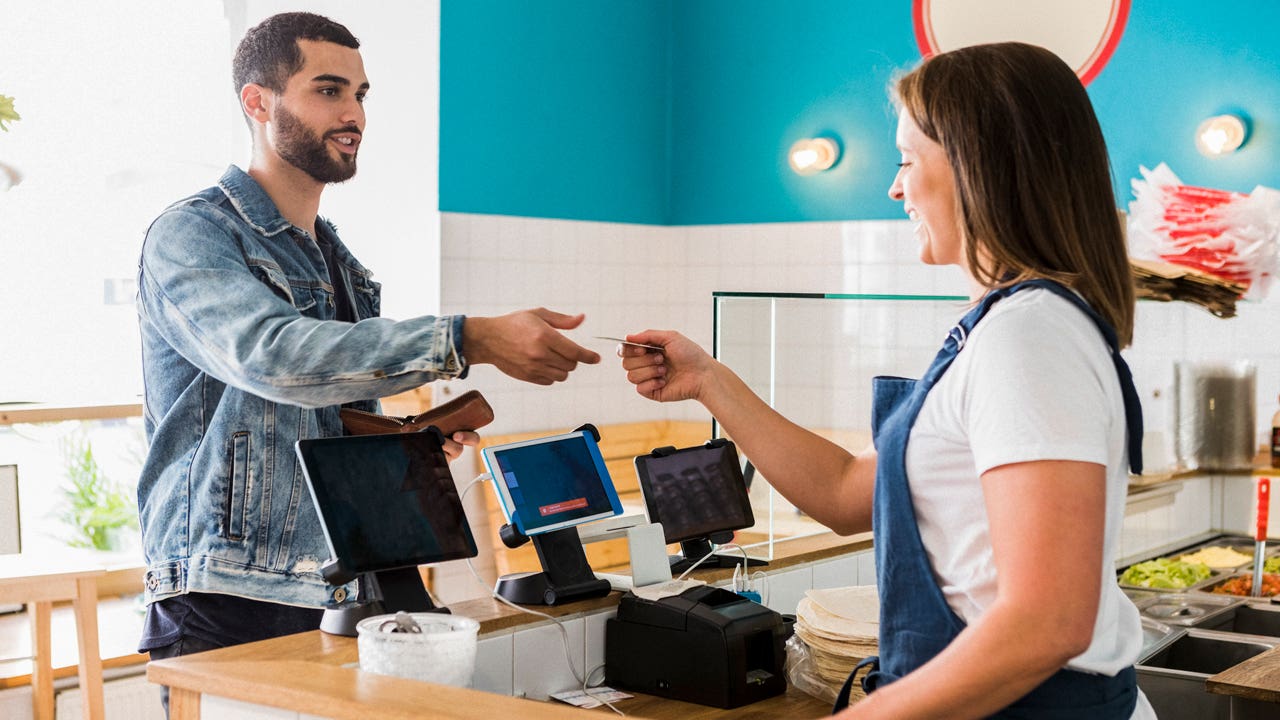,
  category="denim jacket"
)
[136,165,466,608]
